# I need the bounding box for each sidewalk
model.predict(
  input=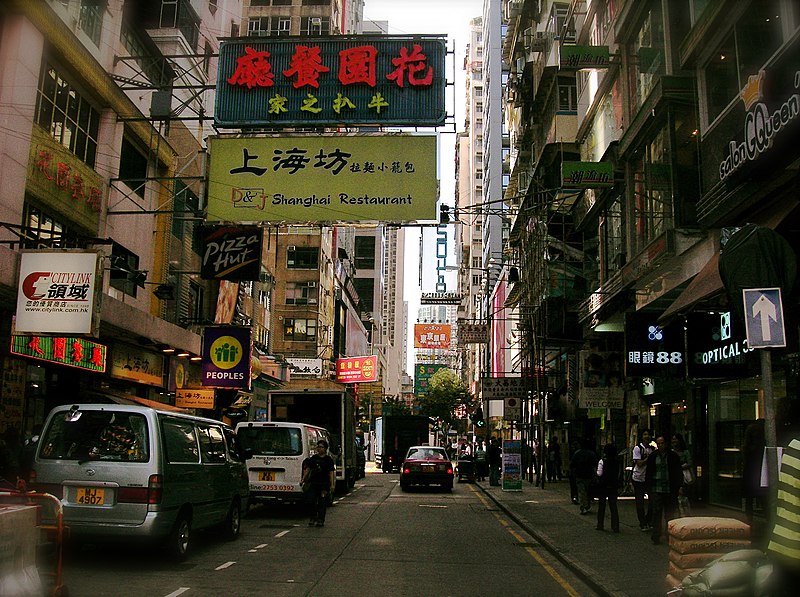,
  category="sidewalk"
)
[475,477,757,597]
